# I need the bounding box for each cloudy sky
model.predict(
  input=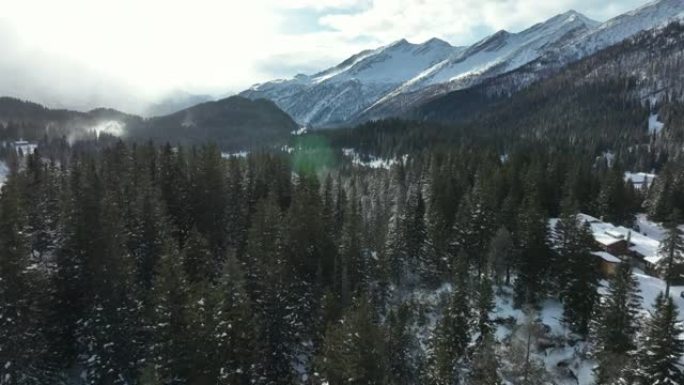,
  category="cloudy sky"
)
[0,0,649,113]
